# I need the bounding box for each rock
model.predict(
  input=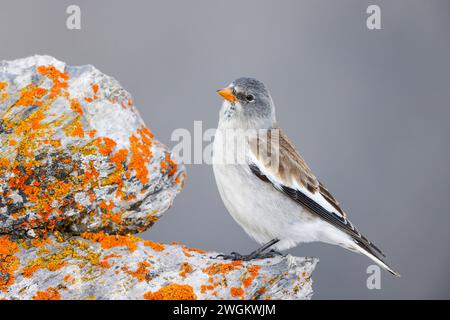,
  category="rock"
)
[0,234,318,300]
[0,56,185,237]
